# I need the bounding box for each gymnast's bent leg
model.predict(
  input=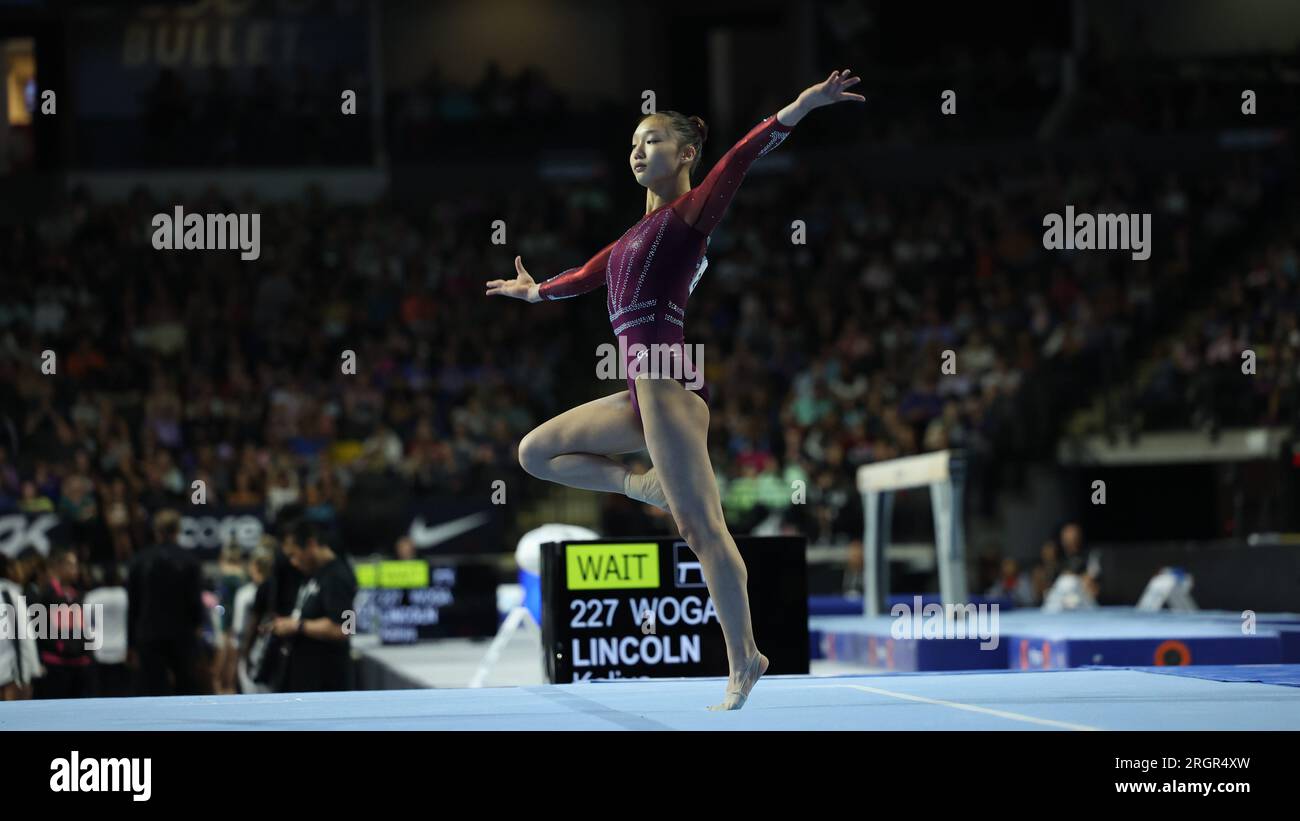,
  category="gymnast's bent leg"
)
[517,390,667,509]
